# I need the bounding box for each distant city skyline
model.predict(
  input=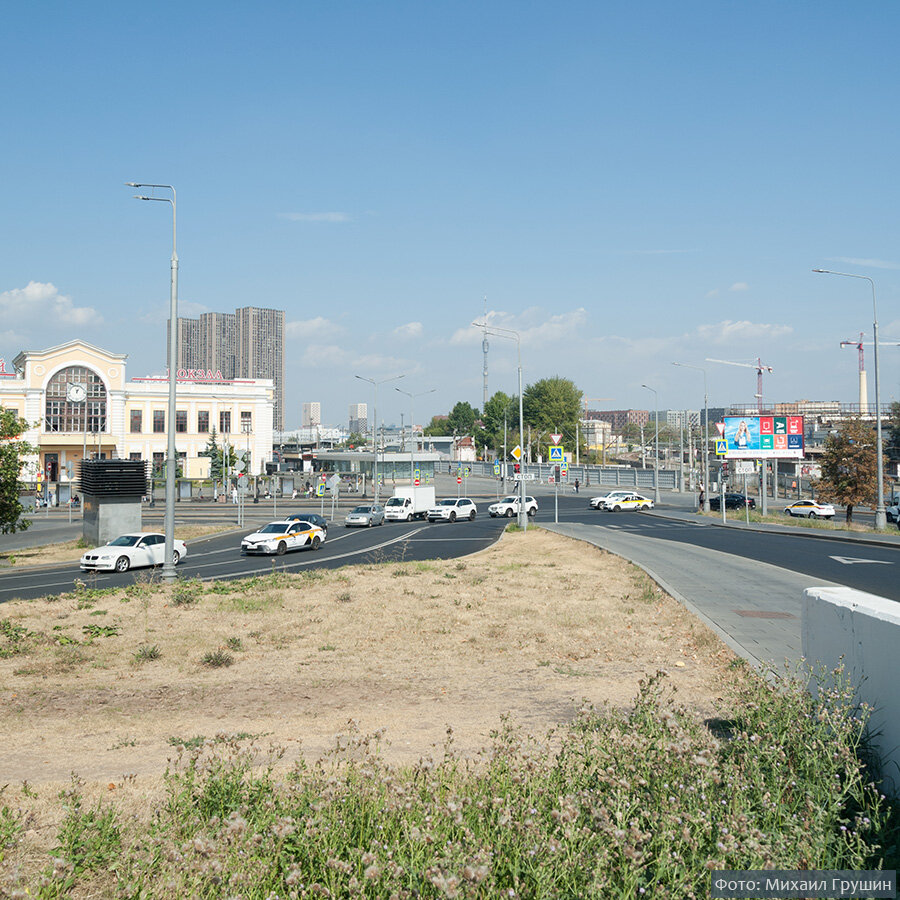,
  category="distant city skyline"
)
[3,3,900,428]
